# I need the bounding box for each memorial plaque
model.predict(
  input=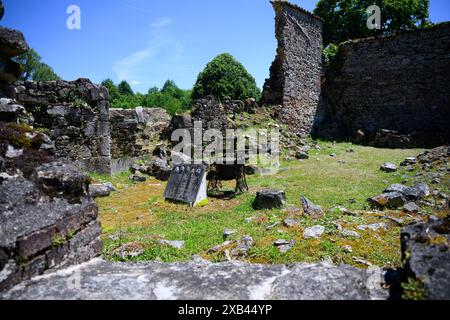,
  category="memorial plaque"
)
[164,164,207,207]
